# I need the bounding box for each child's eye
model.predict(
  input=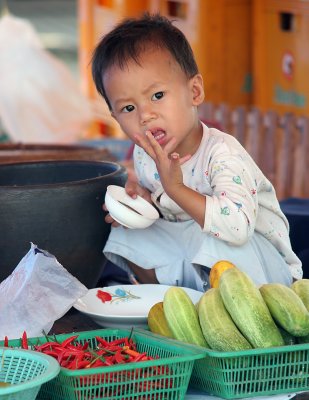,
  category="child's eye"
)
[151,91,164,101]
[122,105,135,113]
